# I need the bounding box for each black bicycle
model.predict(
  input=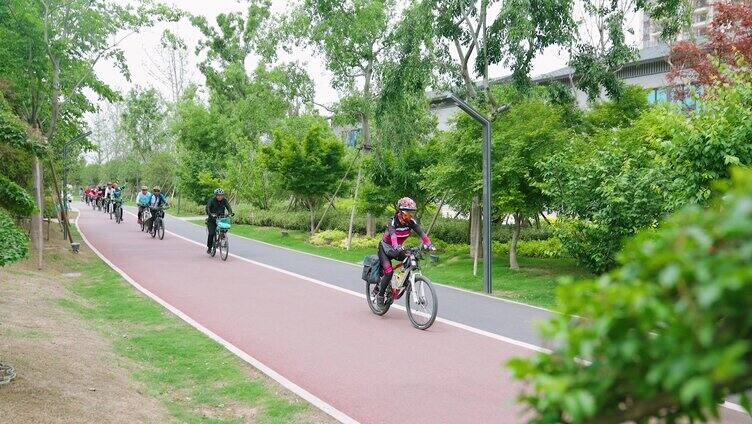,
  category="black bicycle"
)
[112,198,124,224]
[104,198,112,217]
[364,246,439,330]
[149,206,167,240]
